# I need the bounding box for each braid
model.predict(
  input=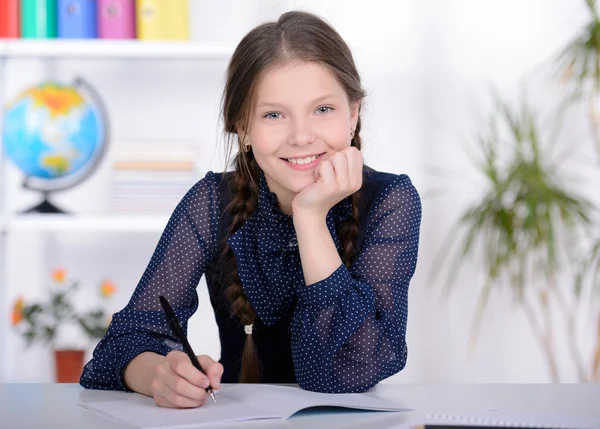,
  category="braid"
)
[338,116,363,268]
[338,191,361,268]
[220,151,262,383]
